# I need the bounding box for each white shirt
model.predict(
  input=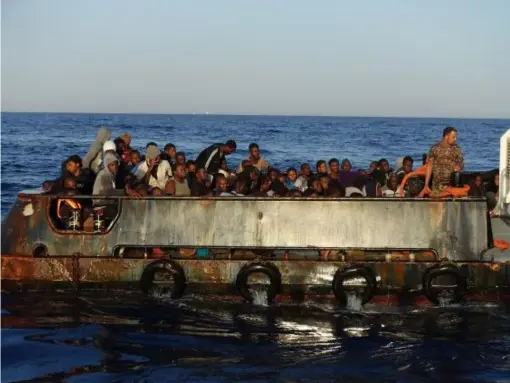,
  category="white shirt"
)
[135,160,173,190]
